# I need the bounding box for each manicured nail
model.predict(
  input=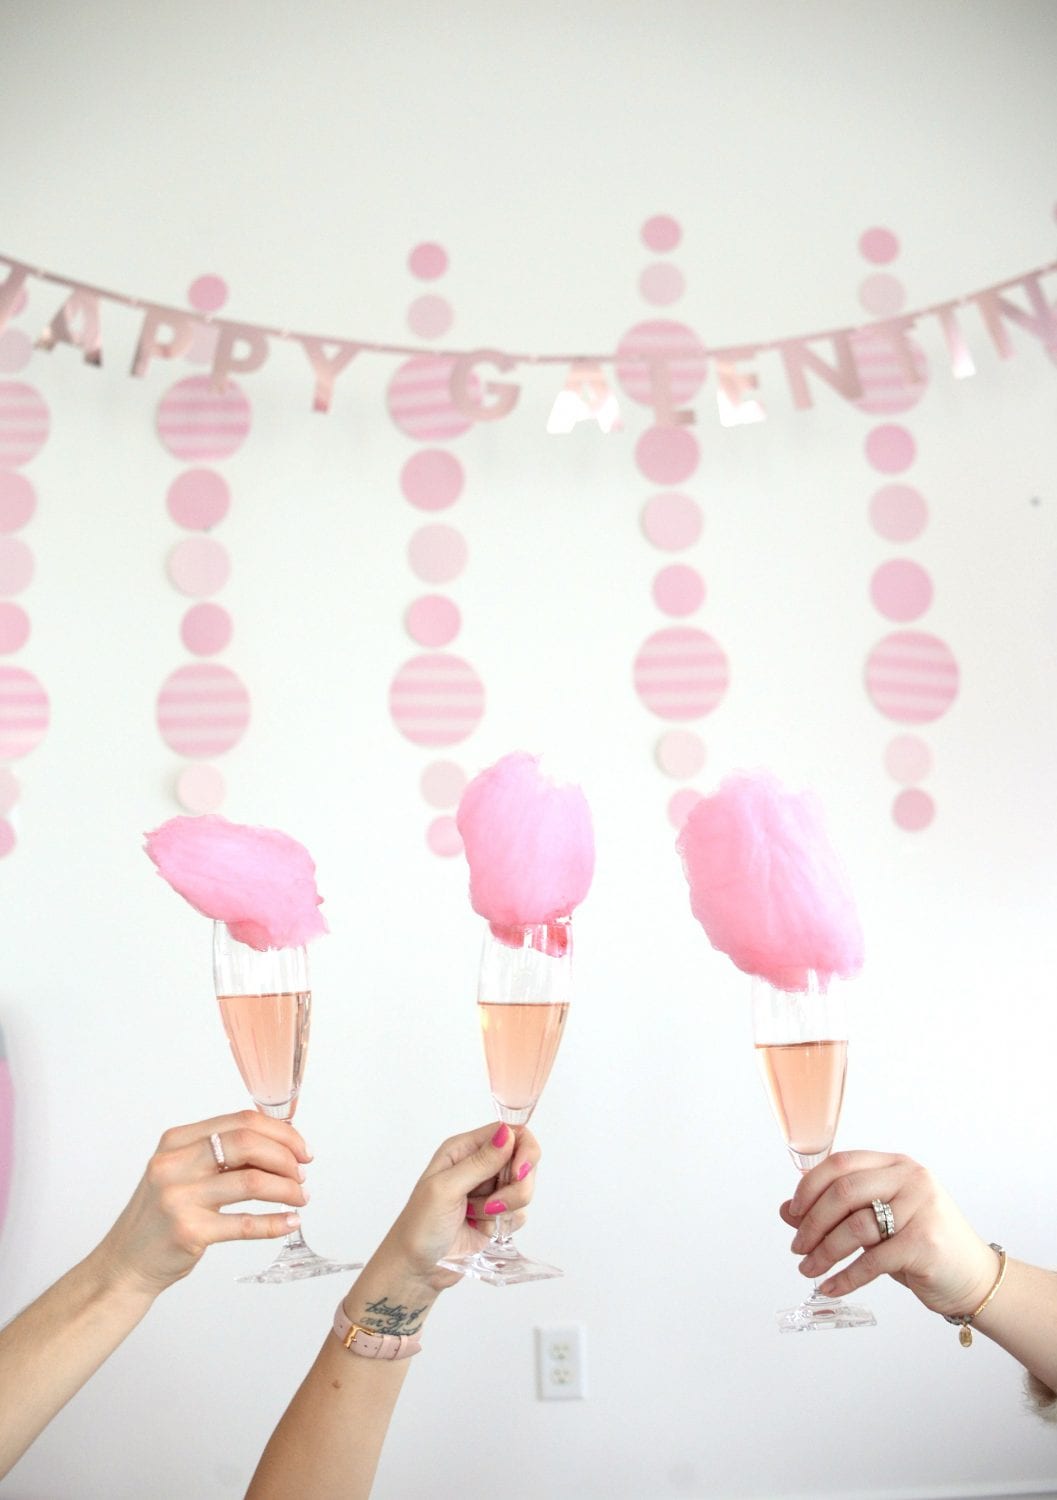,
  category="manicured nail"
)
[466,1205,477,1220]
[285,1213,301,1229]
[516,1160,533,1182]
[484,1198,507,1216]
[491,1124,509,1148]
[800,1256,817,1276]
[296,1165,308,1182]
[819,1277,838,1296]
[300,1187,311,1204]
[791,1233,804,1253]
